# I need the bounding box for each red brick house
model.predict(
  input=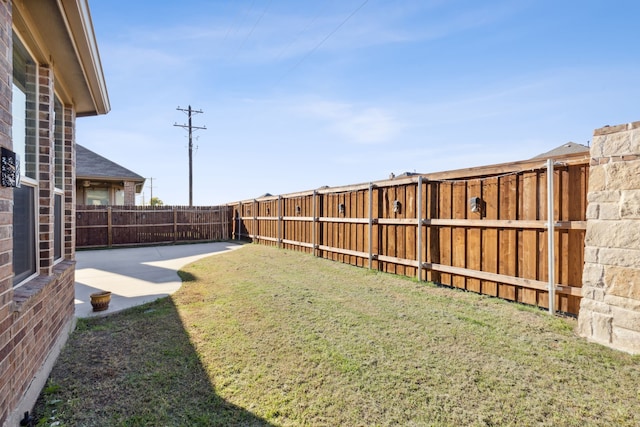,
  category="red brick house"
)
[76,144,145,205]
[0,1,109,425]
